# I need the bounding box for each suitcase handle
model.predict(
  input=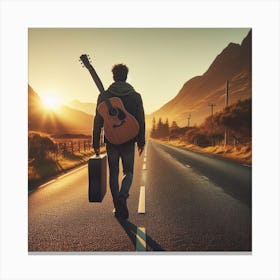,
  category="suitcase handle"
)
[91,153,107,159]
